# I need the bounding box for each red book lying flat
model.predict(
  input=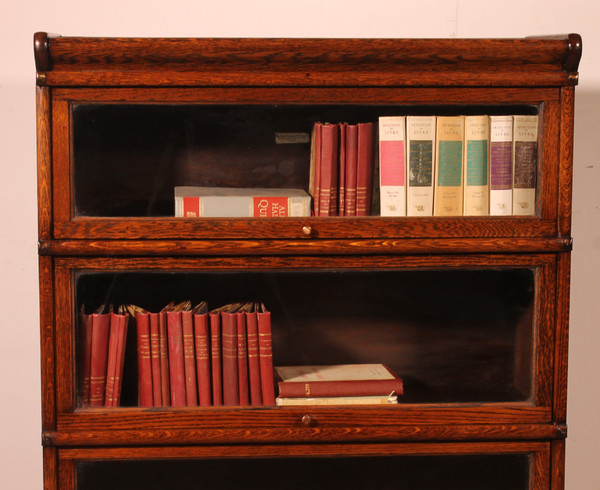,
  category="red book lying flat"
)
[275,363,403,398]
